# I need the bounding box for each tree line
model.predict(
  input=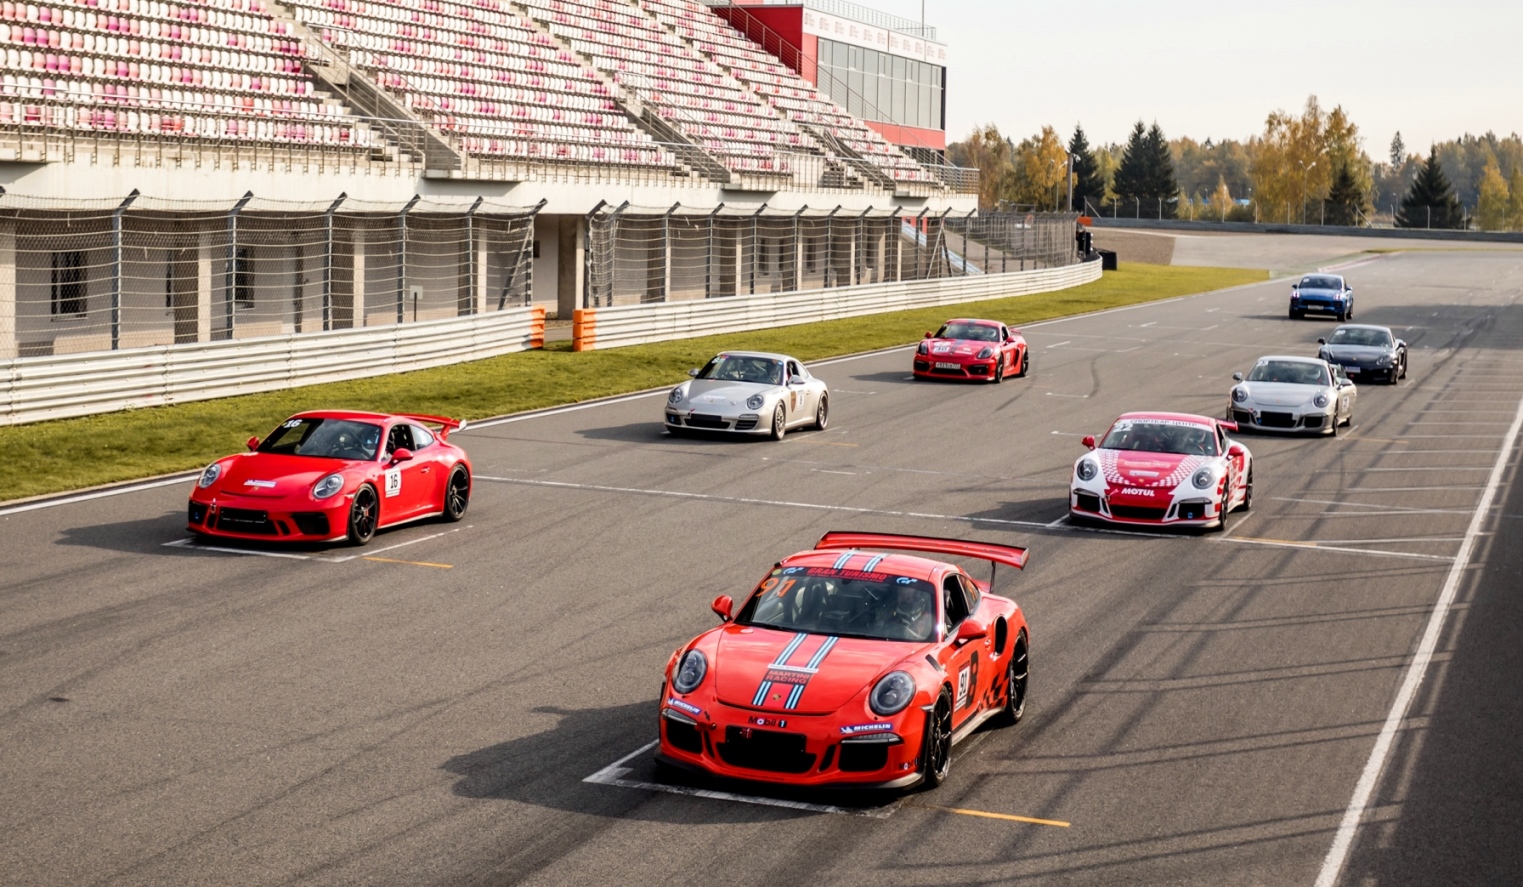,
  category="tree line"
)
[947,96,1523,231]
